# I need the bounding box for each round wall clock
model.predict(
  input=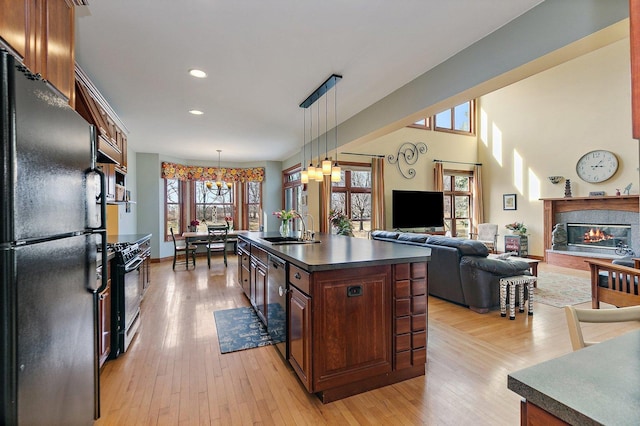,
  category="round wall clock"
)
[575,150,618,183]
